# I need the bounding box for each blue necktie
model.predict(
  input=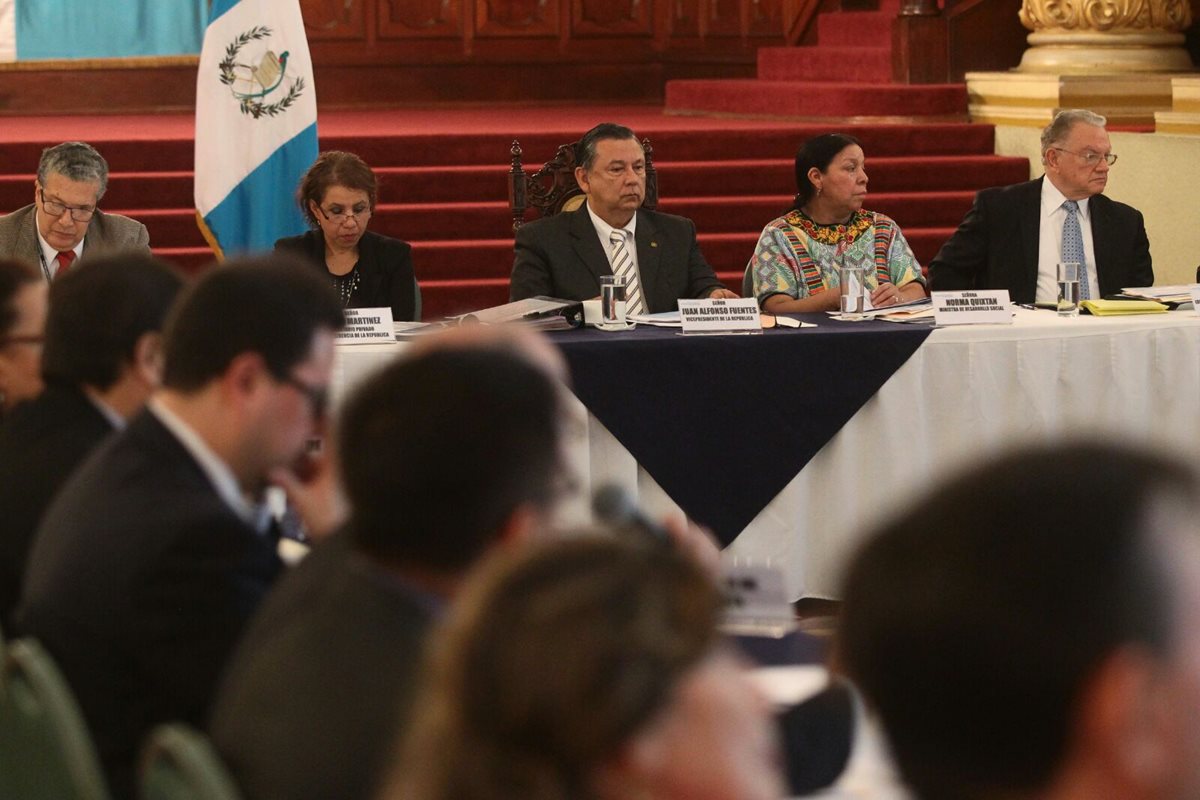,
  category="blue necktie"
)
[1061,200,1091,300]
